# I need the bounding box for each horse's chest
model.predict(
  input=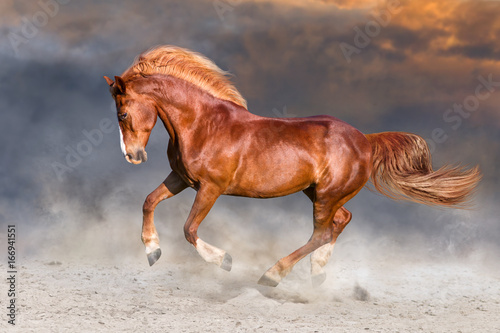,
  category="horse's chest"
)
[167,145,202,188]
